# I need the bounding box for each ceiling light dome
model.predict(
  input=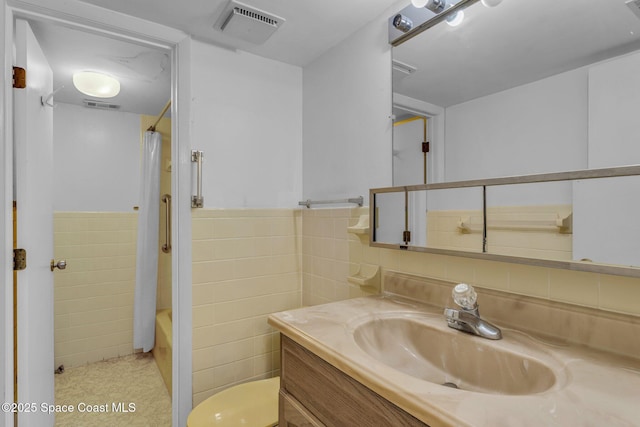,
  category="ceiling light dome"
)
[72,71,120,98]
